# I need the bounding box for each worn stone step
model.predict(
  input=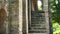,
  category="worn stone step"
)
[29,30,47,33]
